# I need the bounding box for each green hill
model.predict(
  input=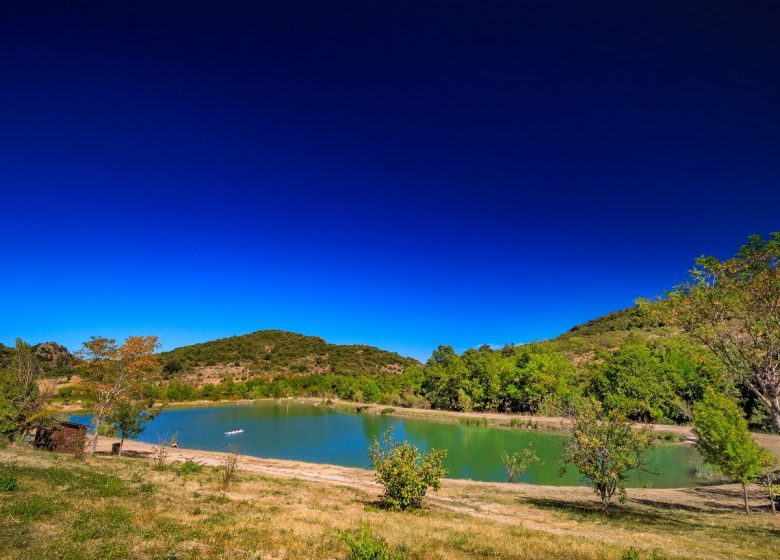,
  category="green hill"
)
[159,329,419,380]
[543,306,674,361]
